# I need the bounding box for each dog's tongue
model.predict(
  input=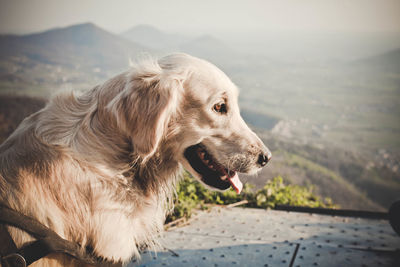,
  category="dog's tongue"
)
[228,173,243,194]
